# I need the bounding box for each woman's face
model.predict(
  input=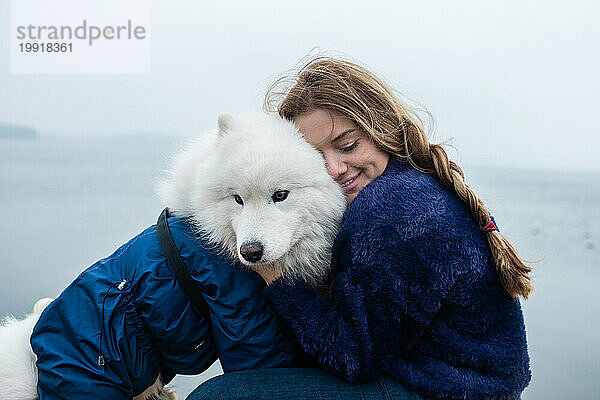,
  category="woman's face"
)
[294,109,390,204]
